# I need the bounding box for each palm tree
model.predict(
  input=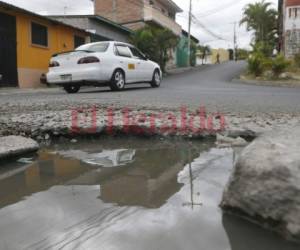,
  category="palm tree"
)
[197,45,211,65]
[240,0,278,55]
